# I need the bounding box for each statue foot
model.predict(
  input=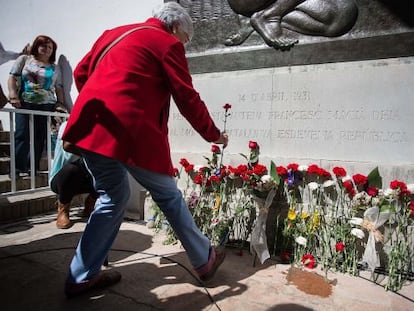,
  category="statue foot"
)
[270,38,299,51]
[224,28,254,46]
[251,12,298,50]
